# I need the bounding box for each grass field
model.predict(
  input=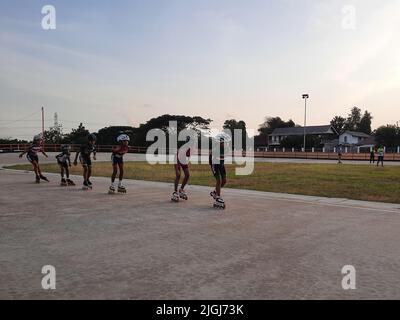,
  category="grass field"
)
[7,162,400,204]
